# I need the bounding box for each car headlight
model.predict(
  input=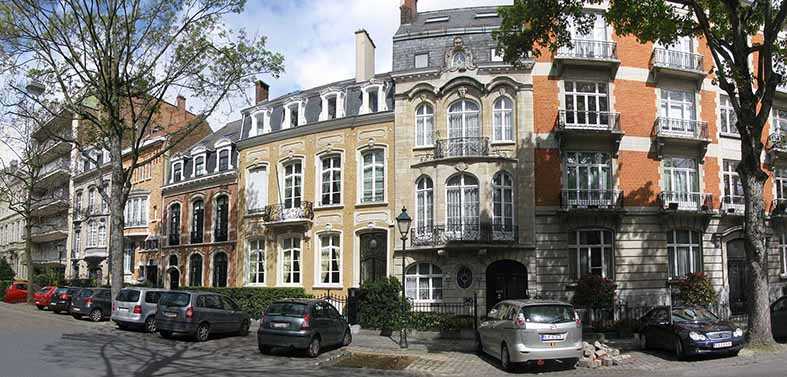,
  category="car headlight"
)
[689,331,707,341]
[733,328,743,337]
